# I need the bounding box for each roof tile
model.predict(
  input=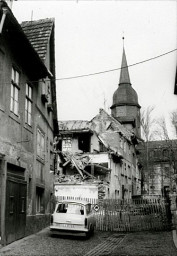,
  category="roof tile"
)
[21,18,54,62]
